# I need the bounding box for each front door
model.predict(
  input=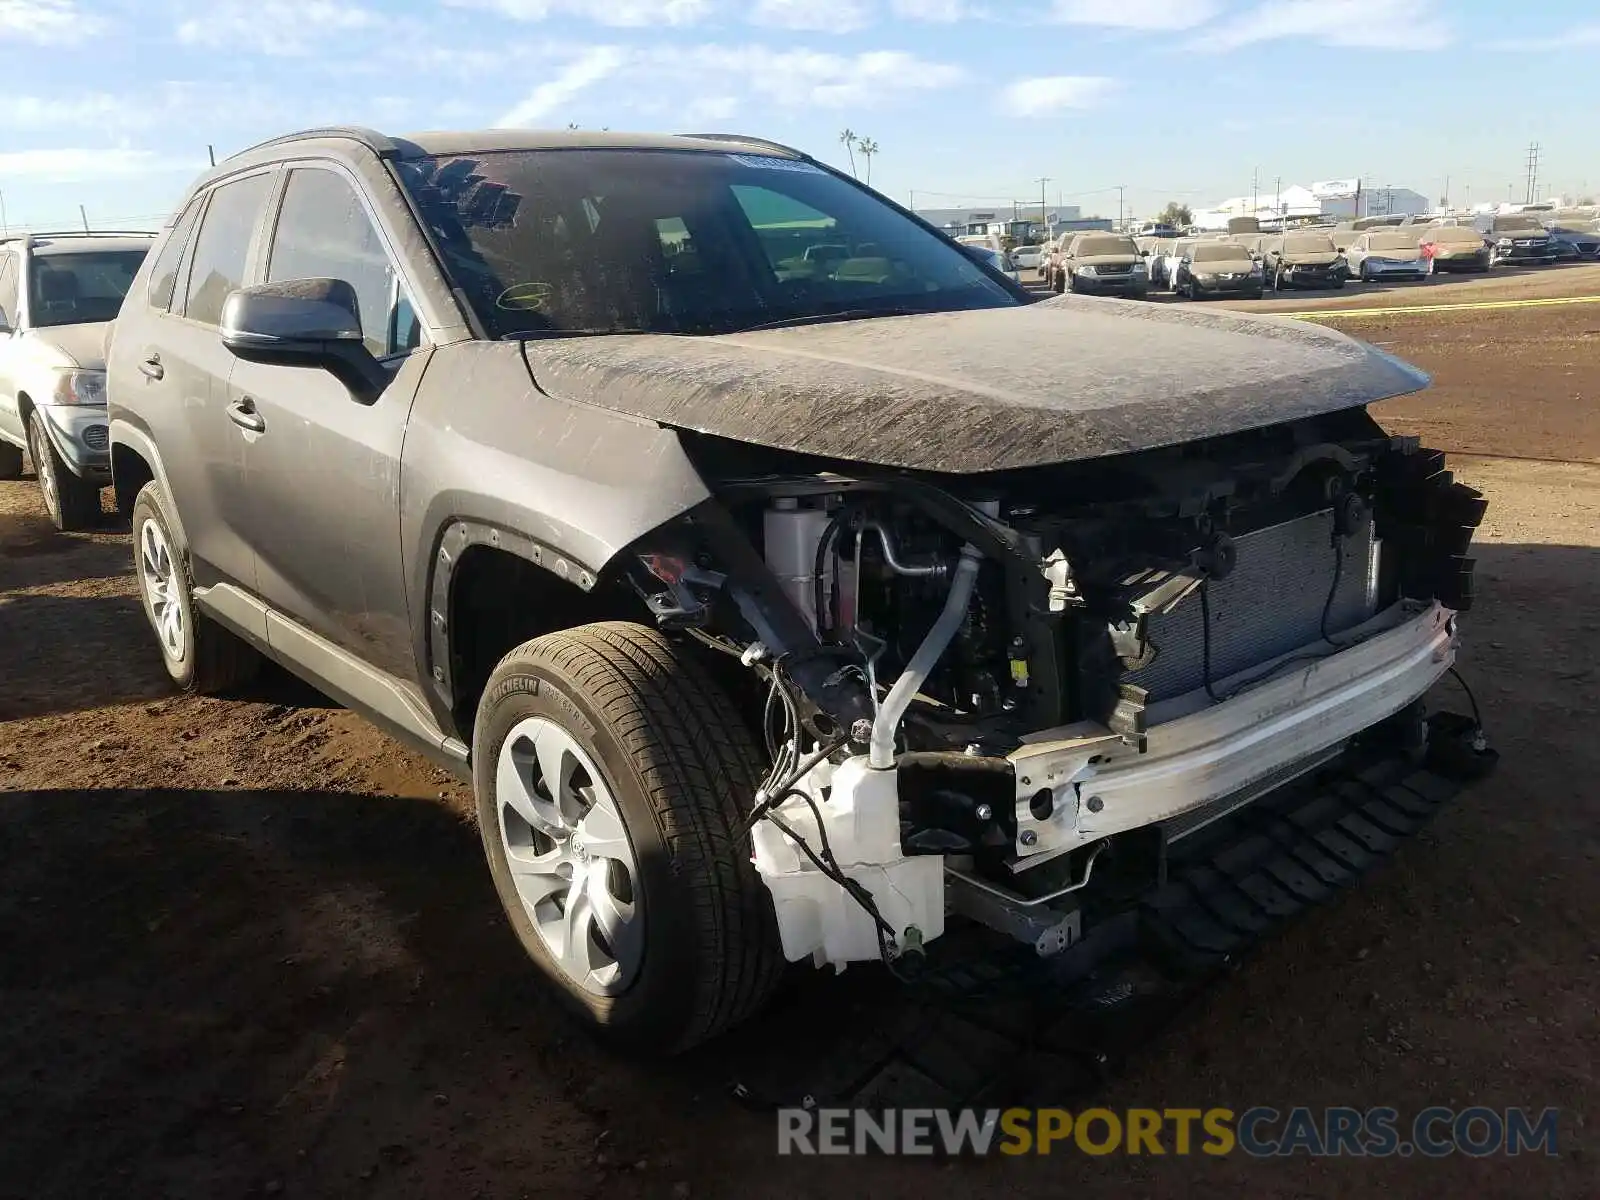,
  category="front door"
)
[229,163,428,684]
